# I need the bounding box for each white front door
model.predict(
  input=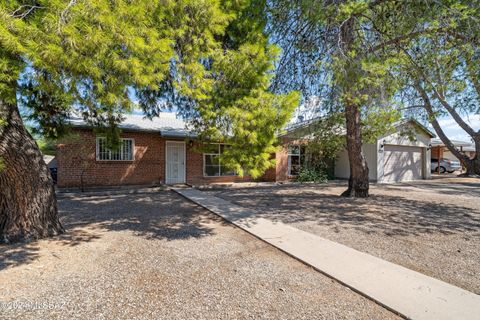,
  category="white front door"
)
[165,141,186,184]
